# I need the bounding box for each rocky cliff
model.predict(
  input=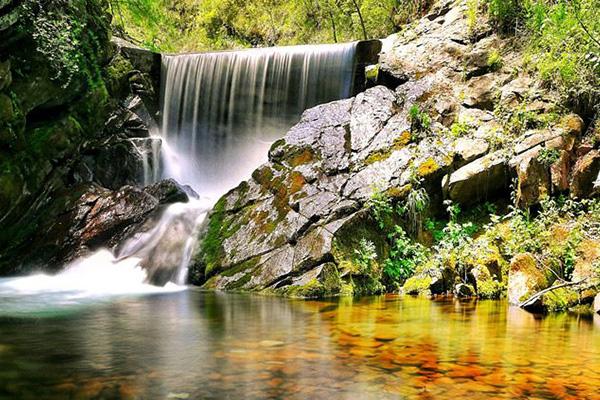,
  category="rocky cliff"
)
[191,0,600,308]
[0,0,186,274]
